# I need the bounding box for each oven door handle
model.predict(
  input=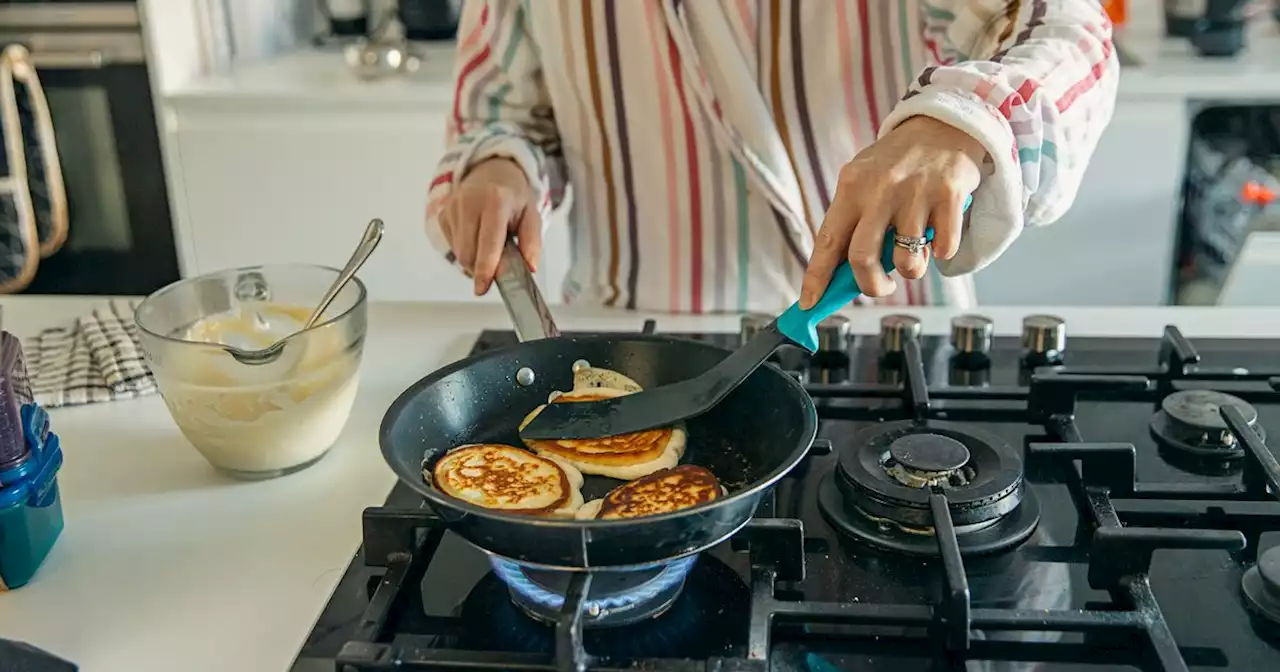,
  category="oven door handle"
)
[30,51,112,70]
